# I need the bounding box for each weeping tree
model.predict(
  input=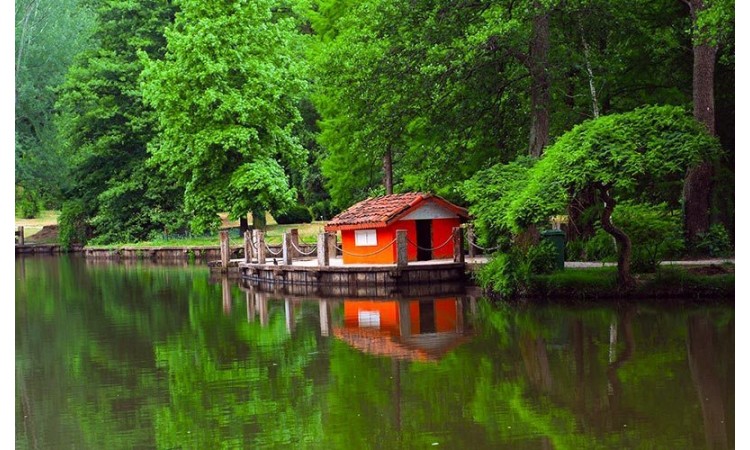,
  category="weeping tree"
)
[141,0,307,233]
[468,105,720,290]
